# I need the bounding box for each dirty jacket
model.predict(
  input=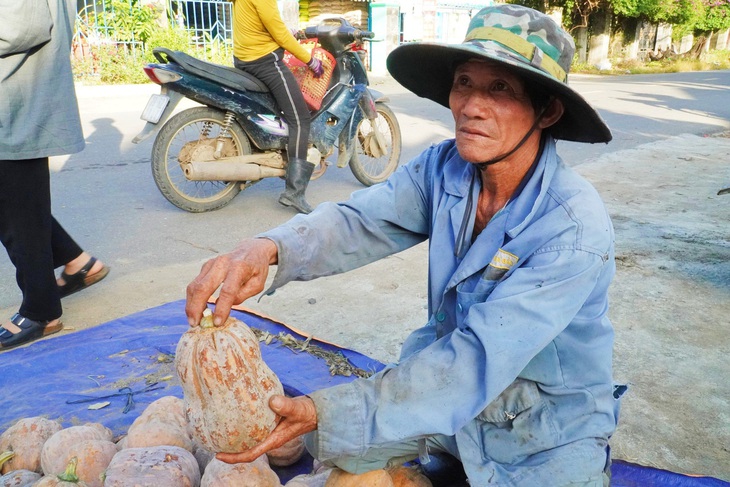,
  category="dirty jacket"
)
[261,137,619,486]
[0,0,85,160]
